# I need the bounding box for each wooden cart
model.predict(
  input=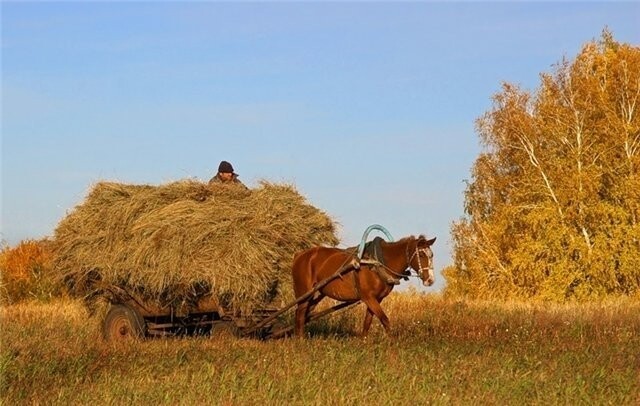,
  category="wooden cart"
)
[101,260,373,341]
[101,285,279,340]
